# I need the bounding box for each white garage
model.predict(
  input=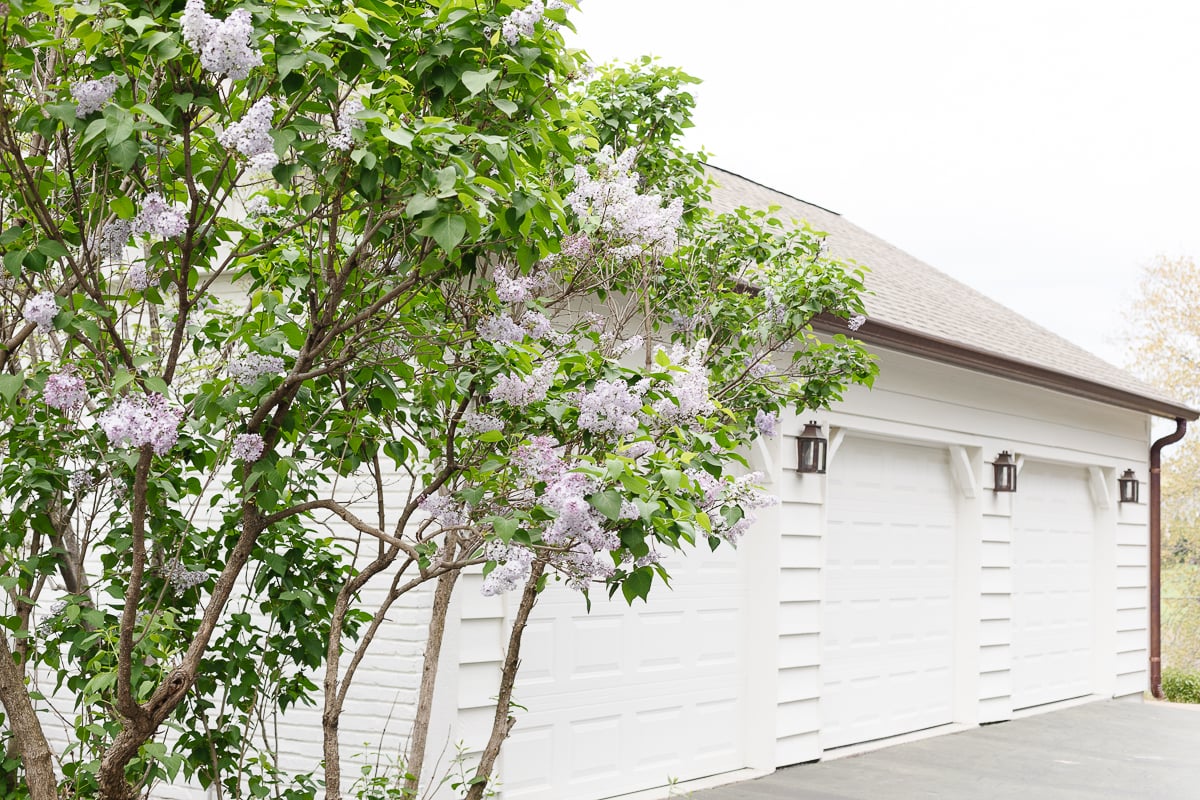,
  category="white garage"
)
[1011,460,1097,709]
[496,544,748,800]
[822,436,957,747]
